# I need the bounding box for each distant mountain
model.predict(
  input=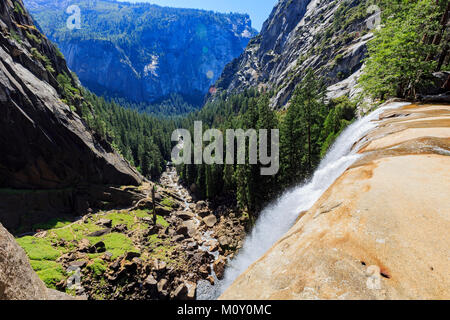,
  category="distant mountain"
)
[214,0,374,108]
[23,0,257,105]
